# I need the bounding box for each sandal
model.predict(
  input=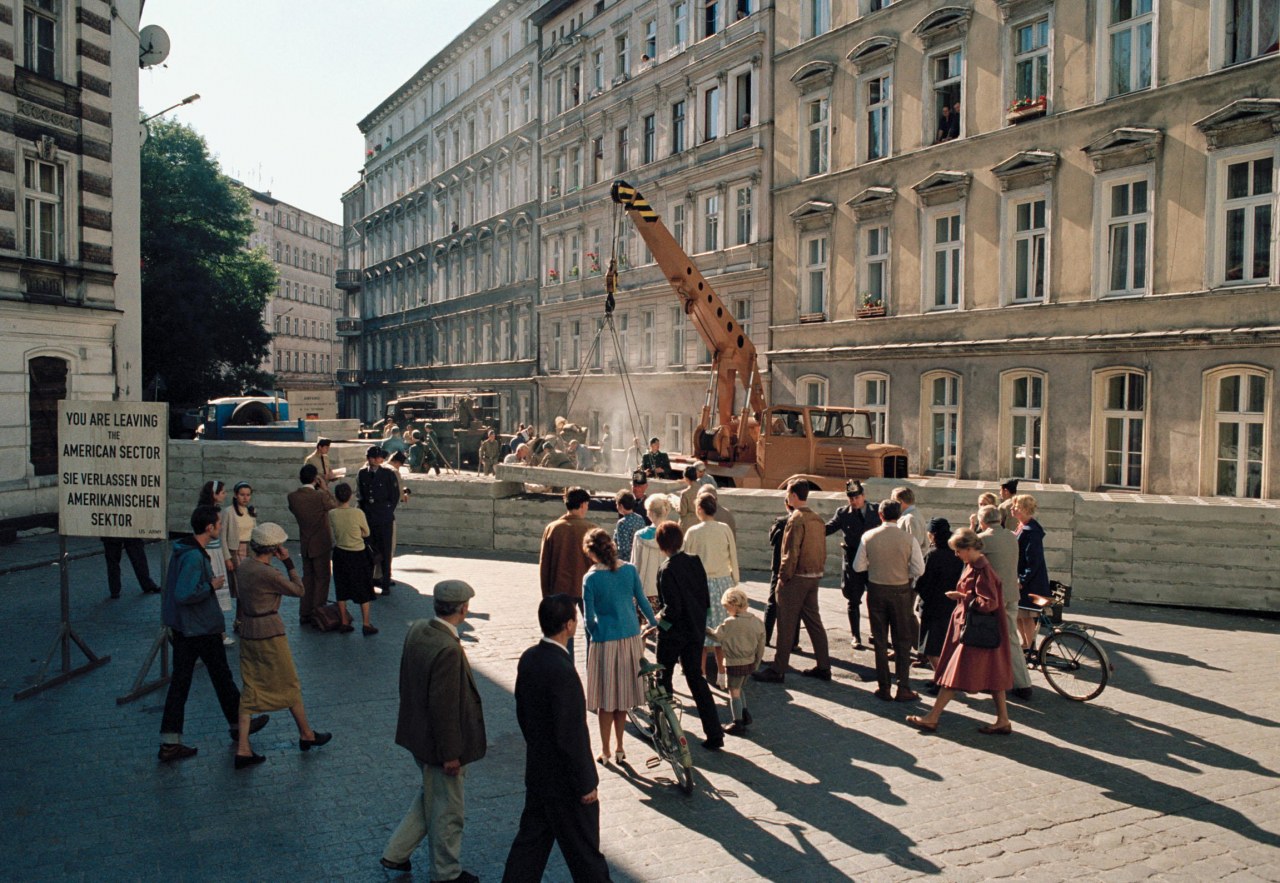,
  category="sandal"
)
[978,723,1013,736]
[906,715,939,733]
[614,749,626,764]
